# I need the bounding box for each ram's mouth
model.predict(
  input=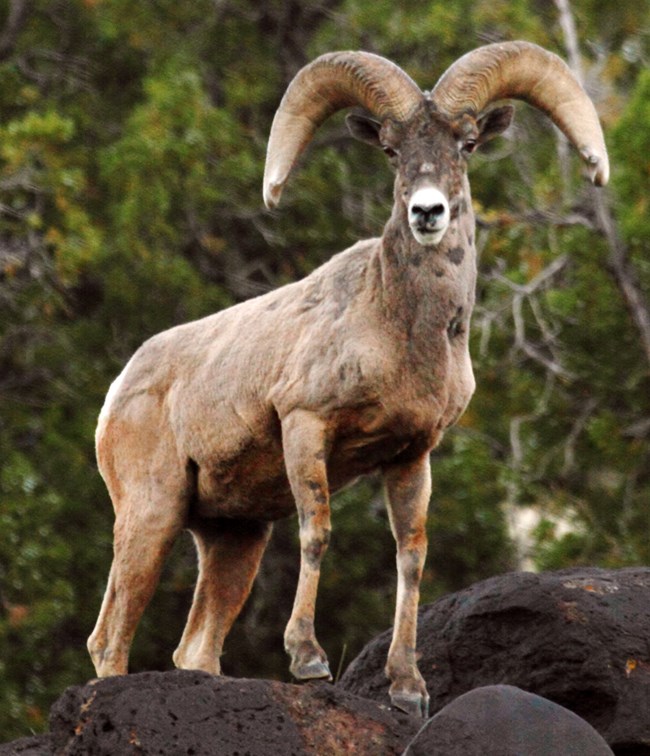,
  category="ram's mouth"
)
[409,225,448,246]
